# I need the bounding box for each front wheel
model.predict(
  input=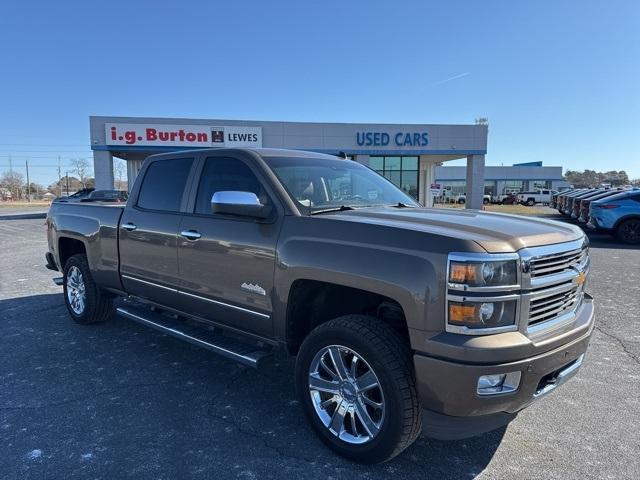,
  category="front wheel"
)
[295,315,422,464]
[616,219,640,244]
[526,199,535,206]
[63,254,113,324]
